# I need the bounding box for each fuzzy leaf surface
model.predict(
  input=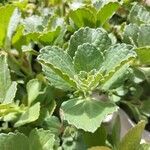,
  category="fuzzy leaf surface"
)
[68,27,111,58]
[73,43,104,73]
[38,46,77,88]
[61,98,117,132]
[29,128,56,150]
[123,24,139,45]
[129,3,150,24]
[102,44,136,73]
[42,65,72,91]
